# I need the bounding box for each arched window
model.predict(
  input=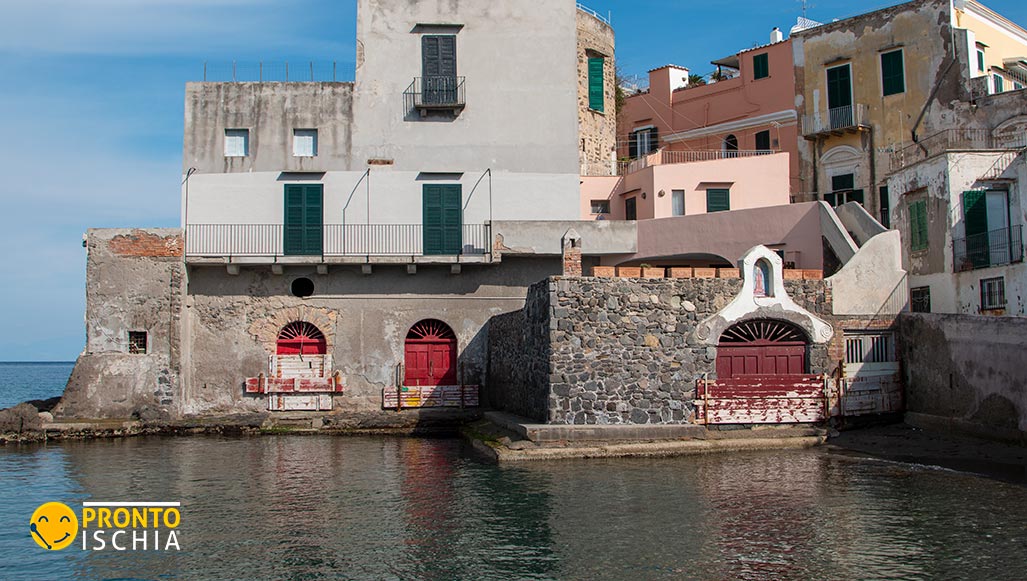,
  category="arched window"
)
[275,322,327,378]
[723,134,739,157]
[404,320,458,386]
[717,320,808,377]
[753,259,773,297]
